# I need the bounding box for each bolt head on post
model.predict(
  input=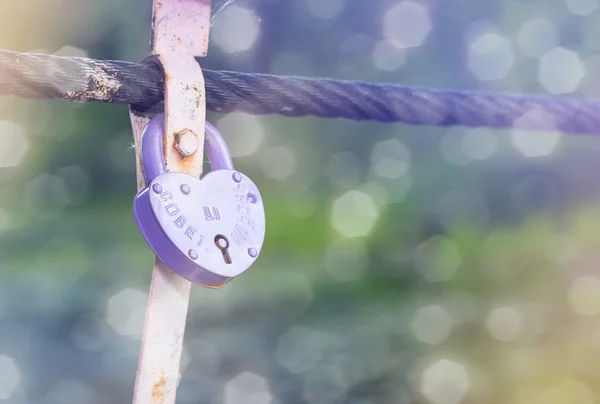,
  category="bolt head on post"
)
[175,129,200,157]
